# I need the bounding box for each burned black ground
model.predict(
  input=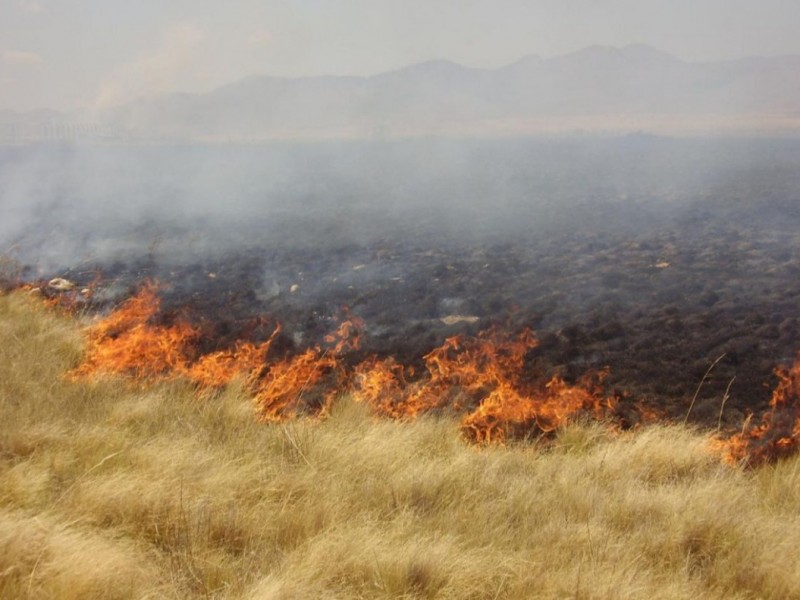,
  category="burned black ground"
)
[4,136,800,428]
